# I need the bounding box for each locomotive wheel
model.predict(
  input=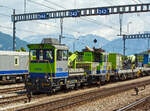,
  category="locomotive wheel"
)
[63,84,69,93]
[120,74,126,81]
[47,91,52,96]
[75,83,80,90]
[96,81,101,87]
